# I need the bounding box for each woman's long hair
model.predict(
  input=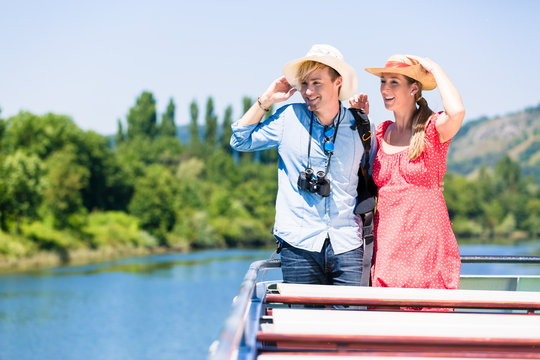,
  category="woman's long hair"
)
[406,76,434,161]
